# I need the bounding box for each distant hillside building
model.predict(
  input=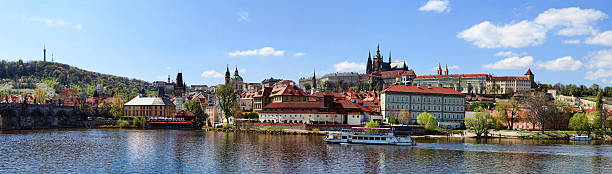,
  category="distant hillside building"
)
[366,44,409,74]
[381,85,465,129]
